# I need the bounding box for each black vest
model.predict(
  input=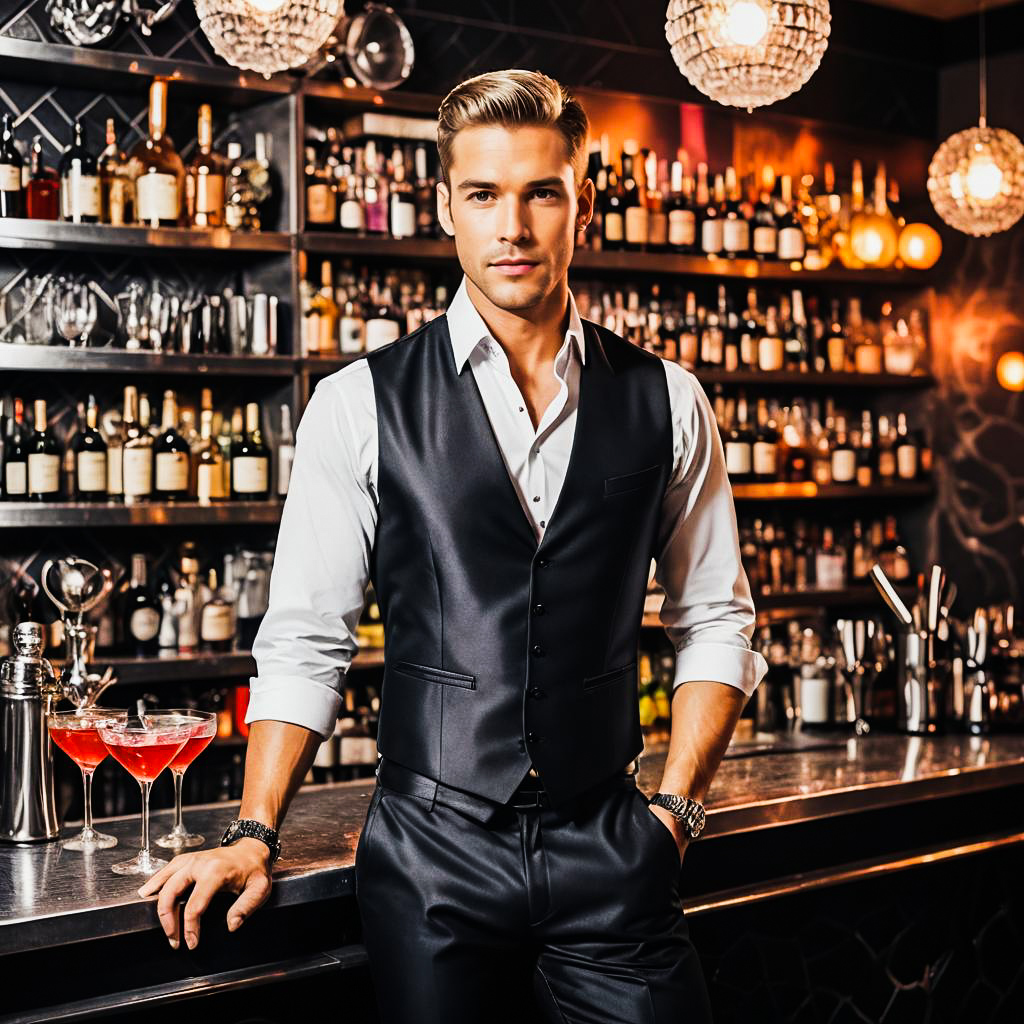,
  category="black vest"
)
[366,314,673,808]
